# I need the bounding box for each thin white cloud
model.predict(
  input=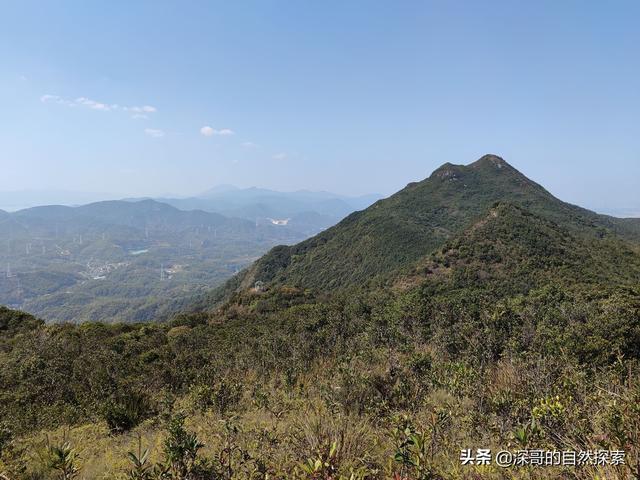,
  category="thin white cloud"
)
[40,94,64,104]
[144,128,165,138]
[41,94,157,116]
[272,152,287,160]
[128,105,157,113]
[242,141,257,148]
[75,97,115,111]
[200,126,235,137]
[131,113,149,120]
[200,126,215,137]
